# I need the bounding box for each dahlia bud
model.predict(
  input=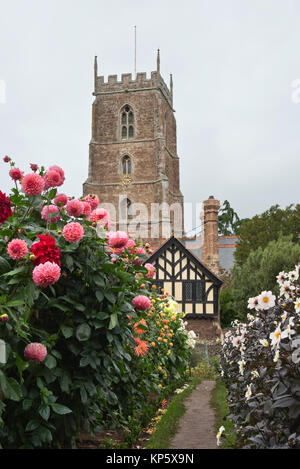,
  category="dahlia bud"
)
[30,163,38,172]
[0,314,8,322]
[24,343,47,362]
[29,253,36,260]
[3,155,10,163]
